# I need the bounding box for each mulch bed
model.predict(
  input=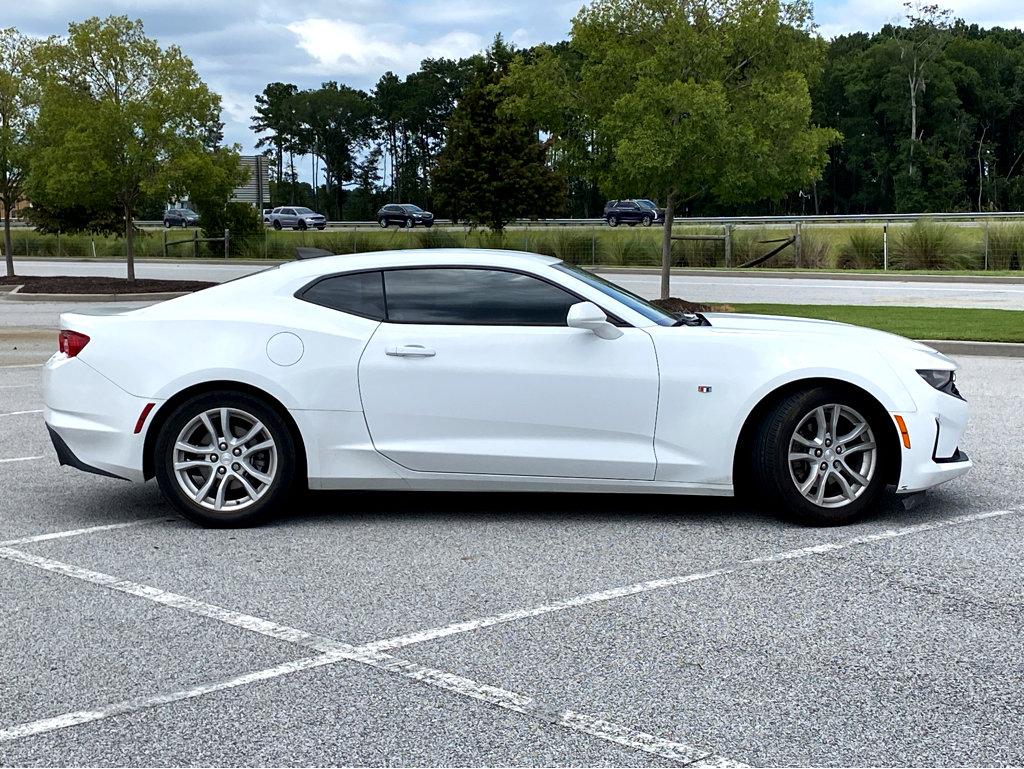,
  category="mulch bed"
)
[0,275,214,295]
[650,297,724,313]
